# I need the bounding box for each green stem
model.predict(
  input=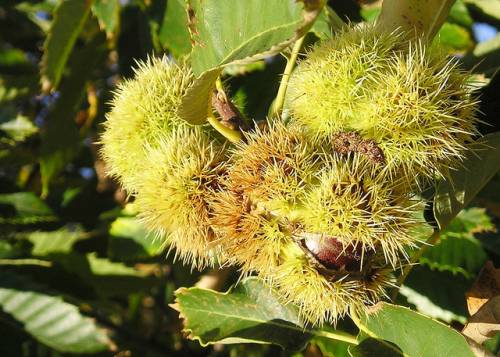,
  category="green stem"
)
[207,113,242,143]
[314,329,359,345]
[272,36,305,118]
[215,78,227,101]
[0,259,52,267]
[390,231,441,301]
